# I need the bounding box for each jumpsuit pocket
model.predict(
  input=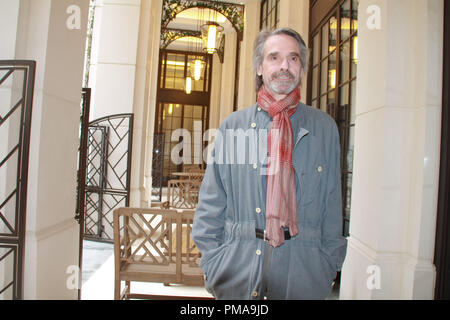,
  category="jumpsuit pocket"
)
[201,244,229,296]
[318,247,338,285]
[201,241,256,299]
[284,244,336,299]
[292,134,323,207]
[297,167,322,207]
